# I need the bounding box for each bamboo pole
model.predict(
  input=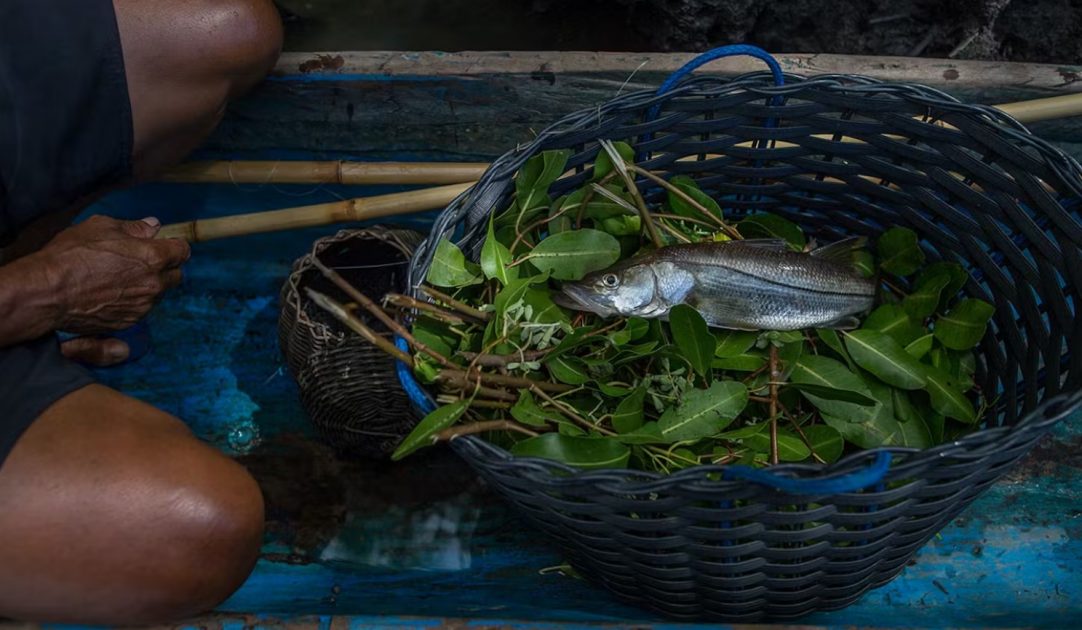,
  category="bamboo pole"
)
[160,160,489,186]
[157,182,471,242]
[155,92,1082,242]
[158,92,1082,186]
